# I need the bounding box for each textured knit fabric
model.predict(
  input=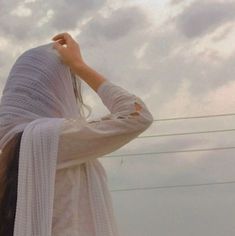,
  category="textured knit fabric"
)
[0,42,83,236]
[15,117,64,236]
[0,42,154,236]
[52,81,154,235]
